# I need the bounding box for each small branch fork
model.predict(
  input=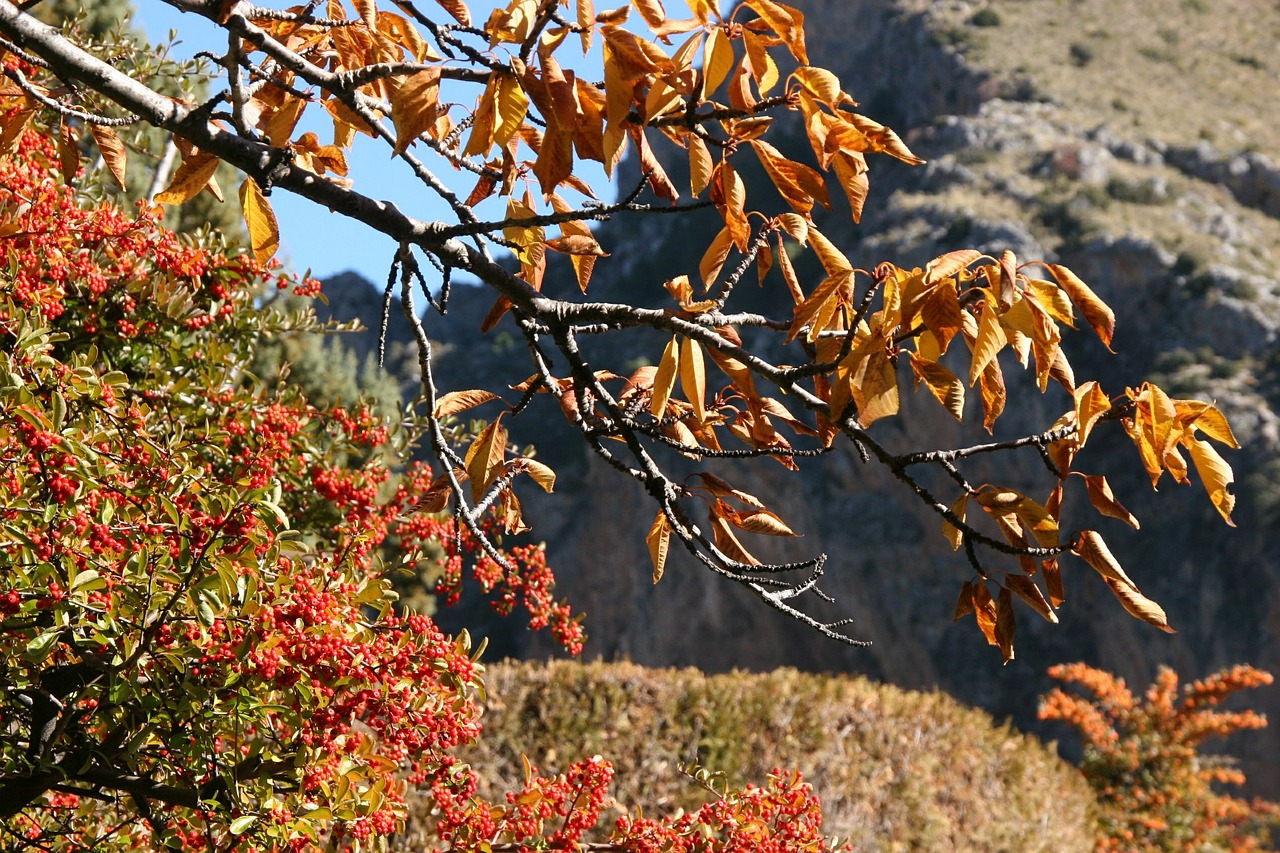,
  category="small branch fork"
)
[0,1,1078,648]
